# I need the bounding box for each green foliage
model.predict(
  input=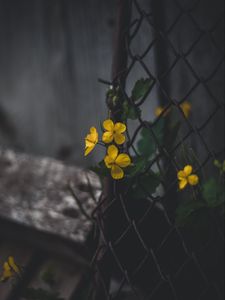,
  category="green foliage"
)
[137,119,165,159]
[202,178,225,208]
[91,160,109,177]
[176,200,205,227]
[122,100,141,120]
[131,78,153,101]
[126,171,161,200]
[126,156,147,177]
[138,172,161,196]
